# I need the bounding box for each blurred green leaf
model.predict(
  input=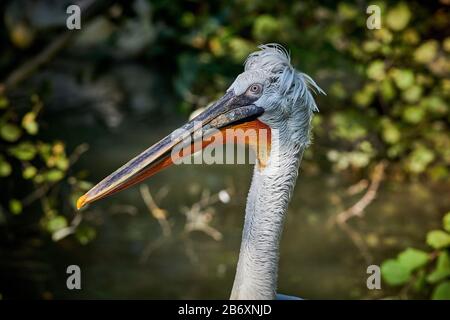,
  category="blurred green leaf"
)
[22,166,37,179]
[55,157,69,171]
[331,111,369,141]
[0,97,9,109]
[391,69,414,90]
[1,124,22,142]
[338,3,358,20]
[253,15,280,40]
[443,213,450,233]
[367,60,385,81]
[423,96,447,115]
[402,105,425,124]
[426,230,450,249]
[427,251,450,284]
[414,40,439,64]
[380,79,396,101]
[9,199,22,215]
[22,112,39,135]
[45,169,64,182]
[46,216,68,233]
[381,259,411,286]
[397,248,429,273]
[0,157,12,177]
[380,118,401,144]
[432,281,450,300]
[8,142,36,161]
[406,145,435,174]
[386,3,411,31]
[402,85,422,103]
[75,225,97,245]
